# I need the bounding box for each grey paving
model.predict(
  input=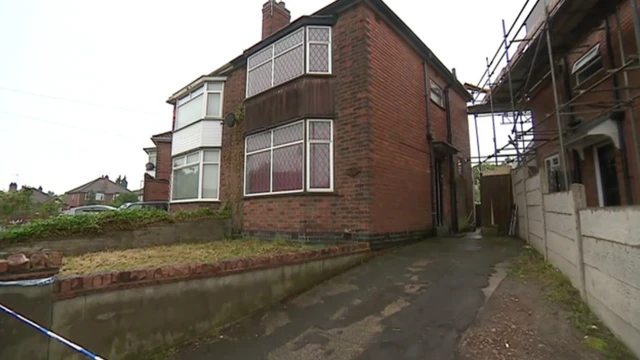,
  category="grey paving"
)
[174,235,521,360]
